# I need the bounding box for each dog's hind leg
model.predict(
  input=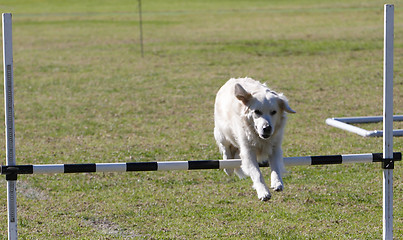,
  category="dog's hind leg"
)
[233,149,247,179]
[224,168,234,176]
[214,128,235,176]
[217,143,235,176]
